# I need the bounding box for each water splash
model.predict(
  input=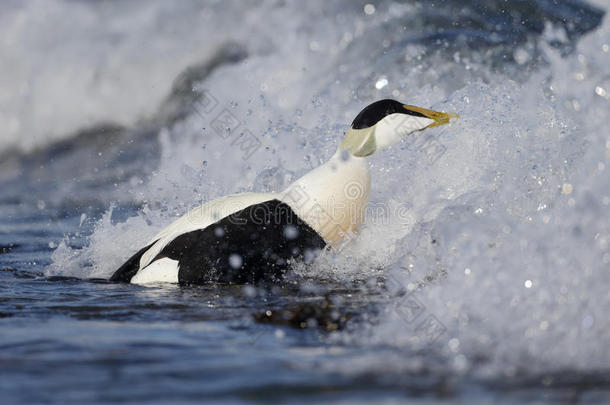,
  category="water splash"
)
[34,0,610,385]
